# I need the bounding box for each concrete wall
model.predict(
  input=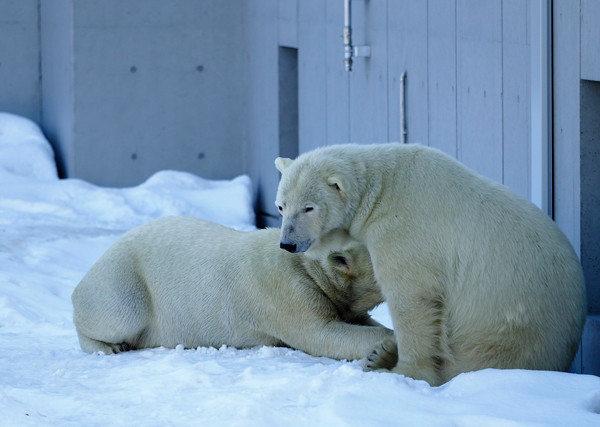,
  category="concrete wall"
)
[40,0,247,186]
[40,0,73,178]
[0,0,41,123]
[244,0,280,227]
